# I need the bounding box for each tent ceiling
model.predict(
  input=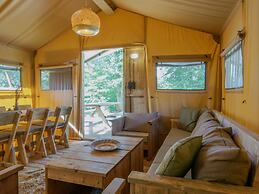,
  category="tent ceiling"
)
[0,0,99,51]
[112,0,239,34]
[0,0,238,51]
